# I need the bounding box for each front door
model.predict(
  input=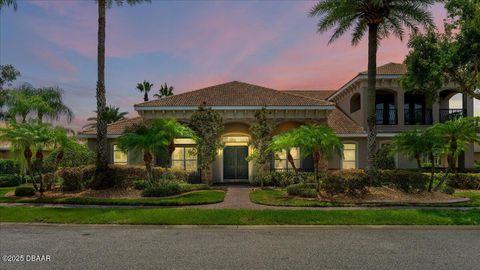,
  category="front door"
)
[223,146,248,180]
